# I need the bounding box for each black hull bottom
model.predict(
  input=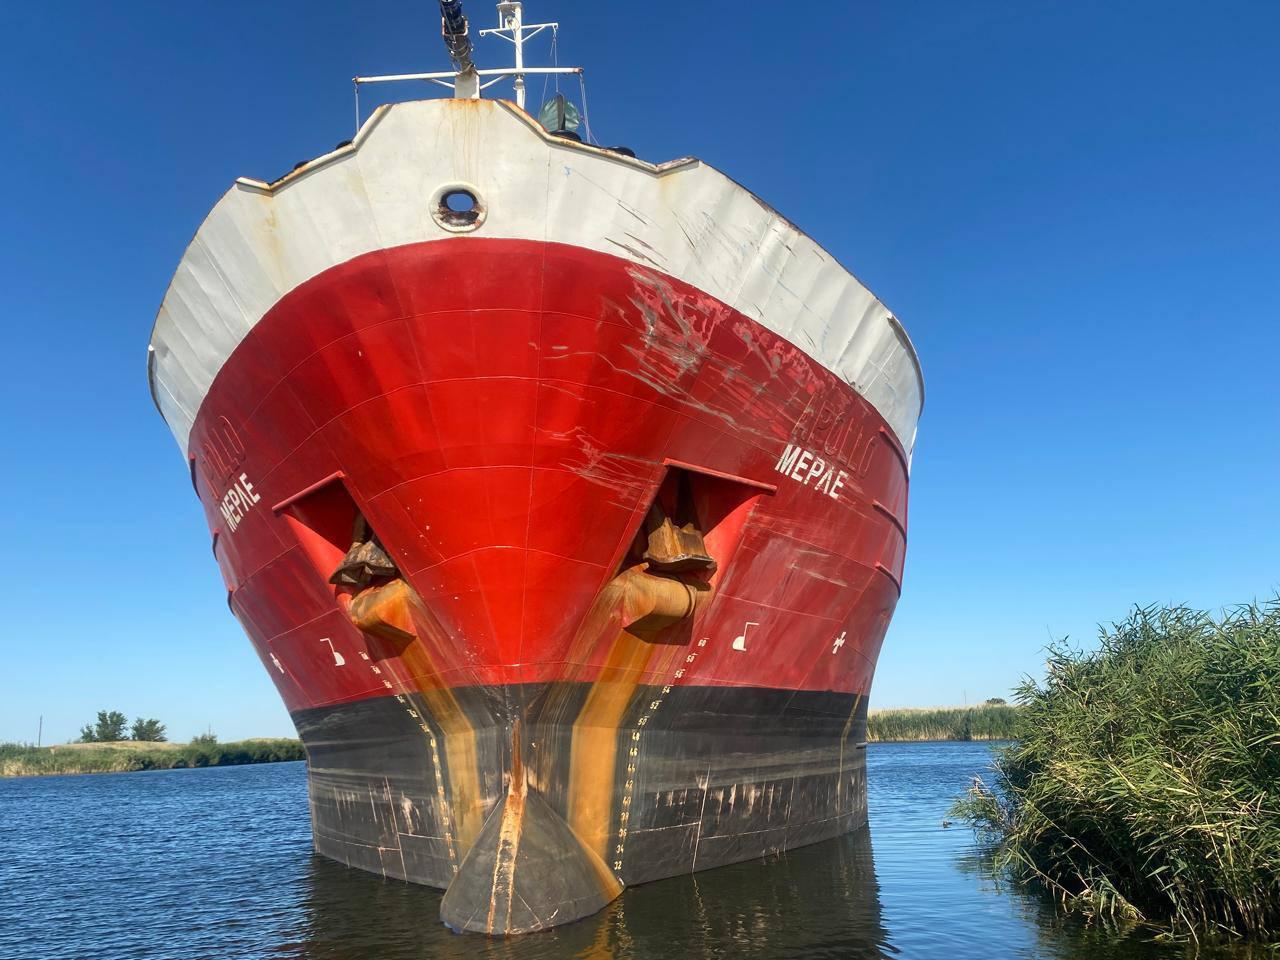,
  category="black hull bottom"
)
[293,684,868,933]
